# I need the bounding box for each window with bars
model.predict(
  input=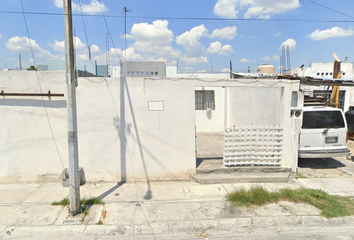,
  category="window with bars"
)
[195,90,215,110]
